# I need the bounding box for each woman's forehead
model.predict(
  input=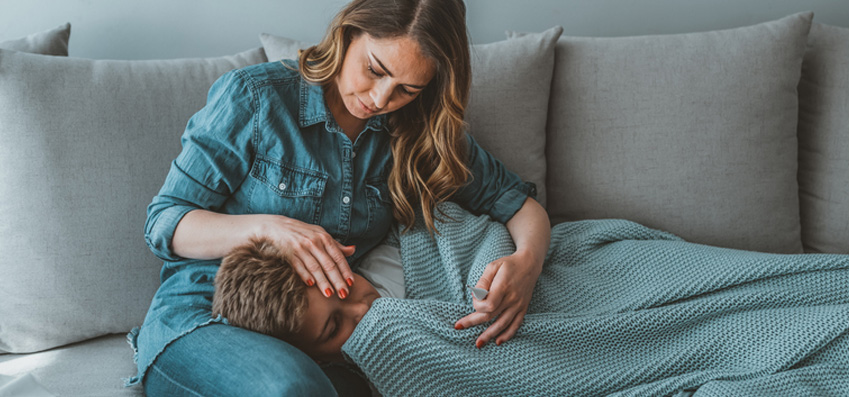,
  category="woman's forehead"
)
[357,34,436,85]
